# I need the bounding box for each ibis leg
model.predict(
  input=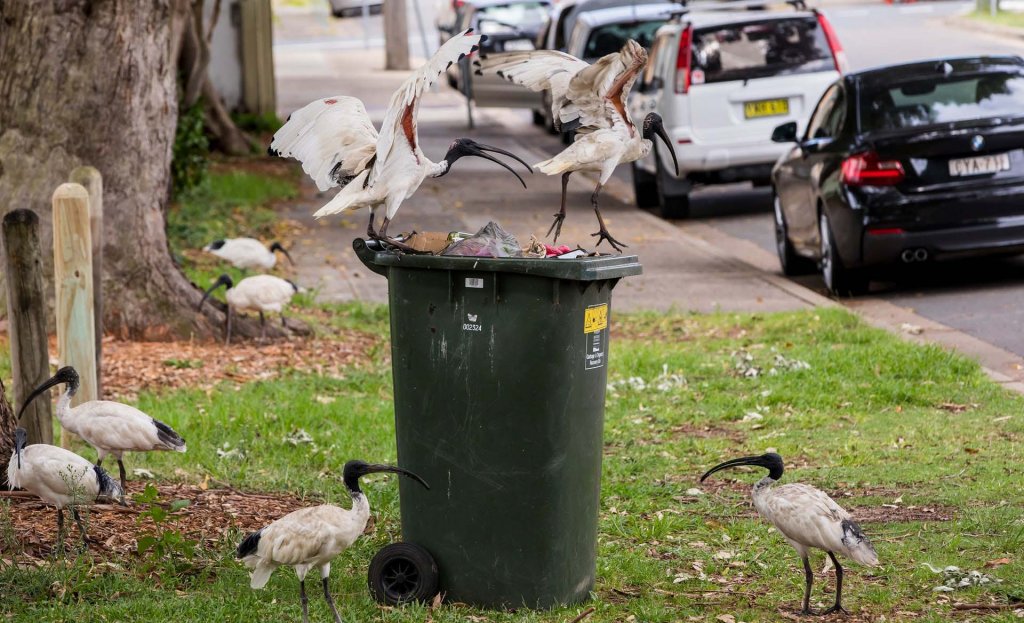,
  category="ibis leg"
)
[376,217,419,253]
[546,172,571,242]
[225,306,233,346]
[366,209,377,239]
[117,459,127,492]
[590,184,627,252]
[822,552,849,615]
[322,577,343,623]
[72,508,88,549]
[801,555,814,615]
[299,578,310,623]
[55,508,65,553]
[259,311,267,342]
